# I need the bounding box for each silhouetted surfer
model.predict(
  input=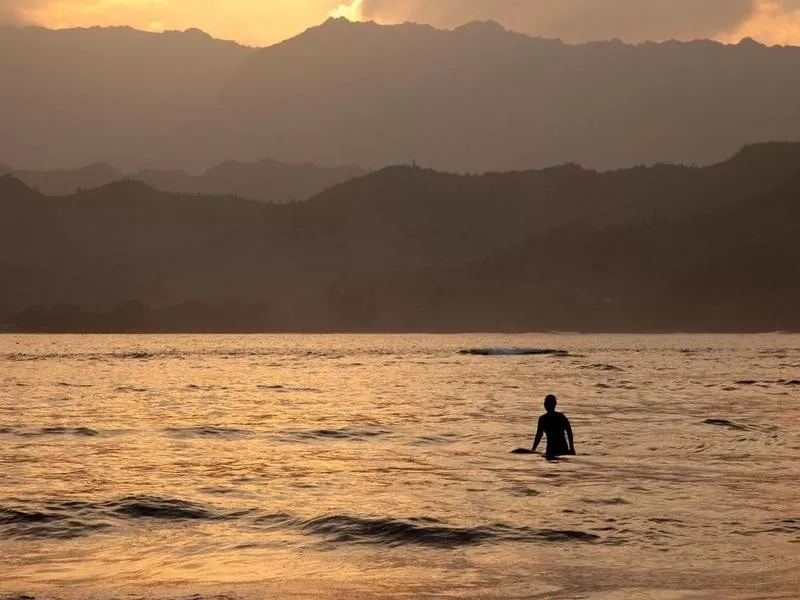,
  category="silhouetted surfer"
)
[532,394,575,459]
